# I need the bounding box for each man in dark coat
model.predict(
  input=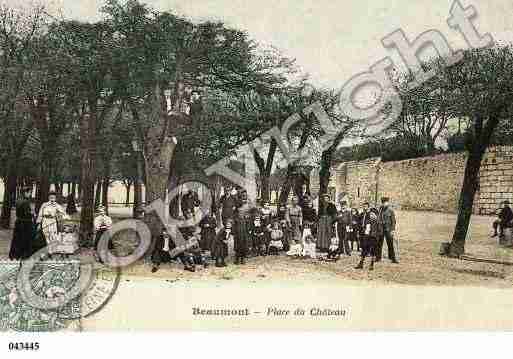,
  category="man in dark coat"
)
[220,187,239,225]
[376,197,398,263]
[492,200,513,238]
[355,202,379,270]
[335,201,352,256]
[9,186,36,260]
